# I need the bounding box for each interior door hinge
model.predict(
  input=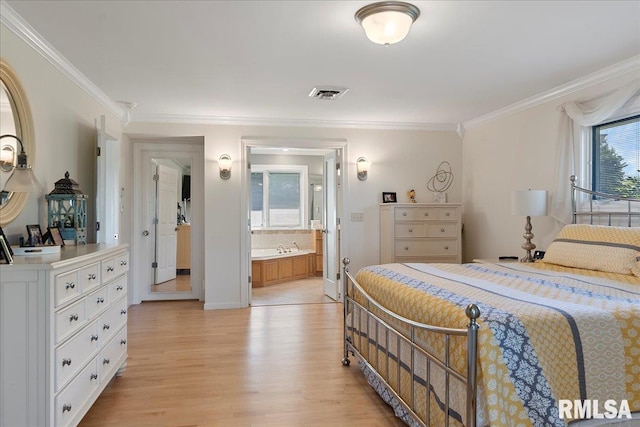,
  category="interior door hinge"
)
[337,272,340,280]
[152,262,158,269]
[152,218,158,225]
[153,174,159,181]
[96,221,100,231]
[248,275,252,283]
[97,147,101,156]
[336,162,340,170]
